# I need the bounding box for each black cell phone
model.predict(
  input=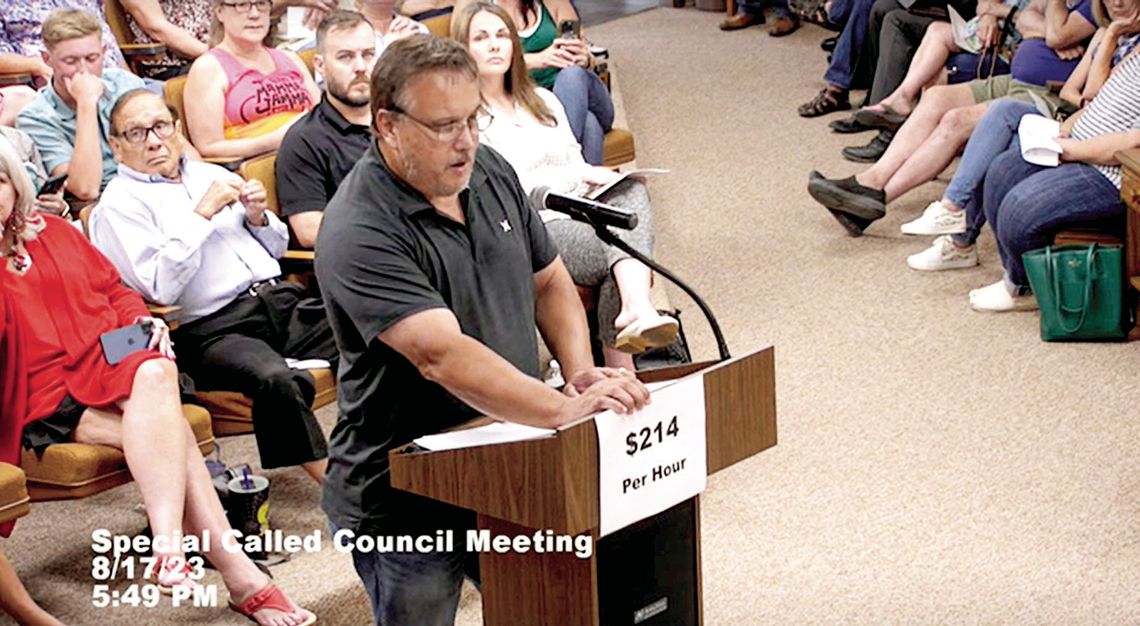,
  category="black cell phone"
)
[39,173,68,196]
[559,19,580,39]
[100,321,153,365]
